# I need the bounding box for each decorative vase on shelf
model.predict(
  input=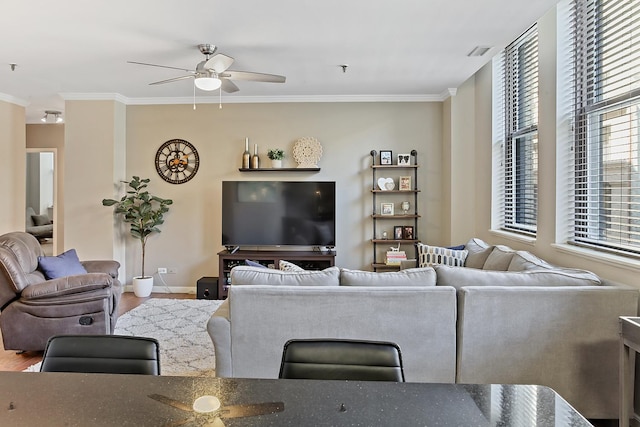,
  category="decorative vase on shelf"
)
[271,159,282,168]
[251,144,260,169]
[242,138,251,169]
